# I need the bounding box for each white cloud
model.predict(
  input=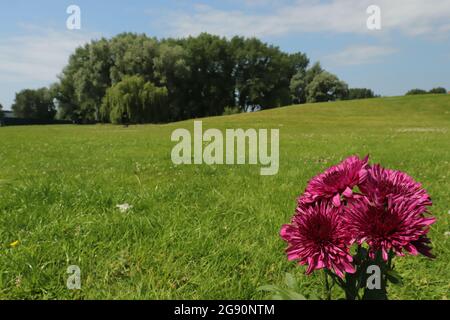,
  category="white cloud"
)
[162,0,450,38]
[325,45,398,66]
[0,25,97,83]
